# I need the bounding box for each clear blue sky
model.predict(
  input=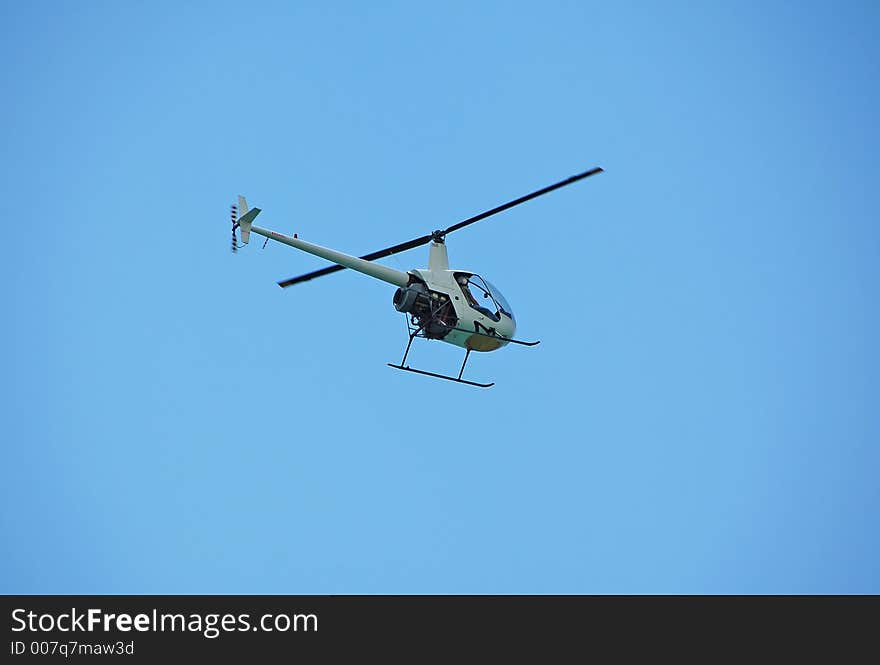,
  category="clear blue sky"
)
[2,1,878,593]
